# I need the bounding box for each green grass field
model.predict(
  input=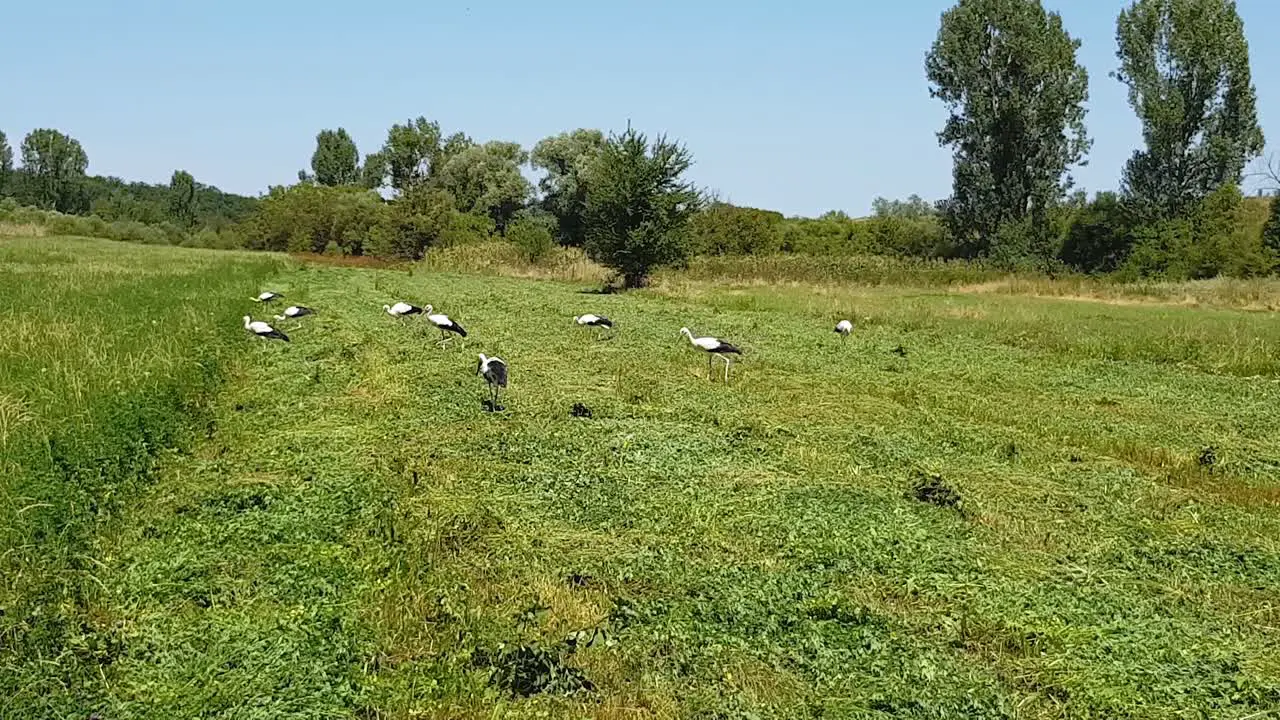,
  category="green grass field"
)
[3,237,1279,719]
